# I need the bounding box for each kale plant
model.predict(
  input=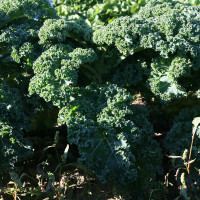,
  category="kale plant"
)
[93,0,200,102]
[28,0,200,196]
[29,39,162,195]
[0,0,55,172]
[0,81,33,172]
